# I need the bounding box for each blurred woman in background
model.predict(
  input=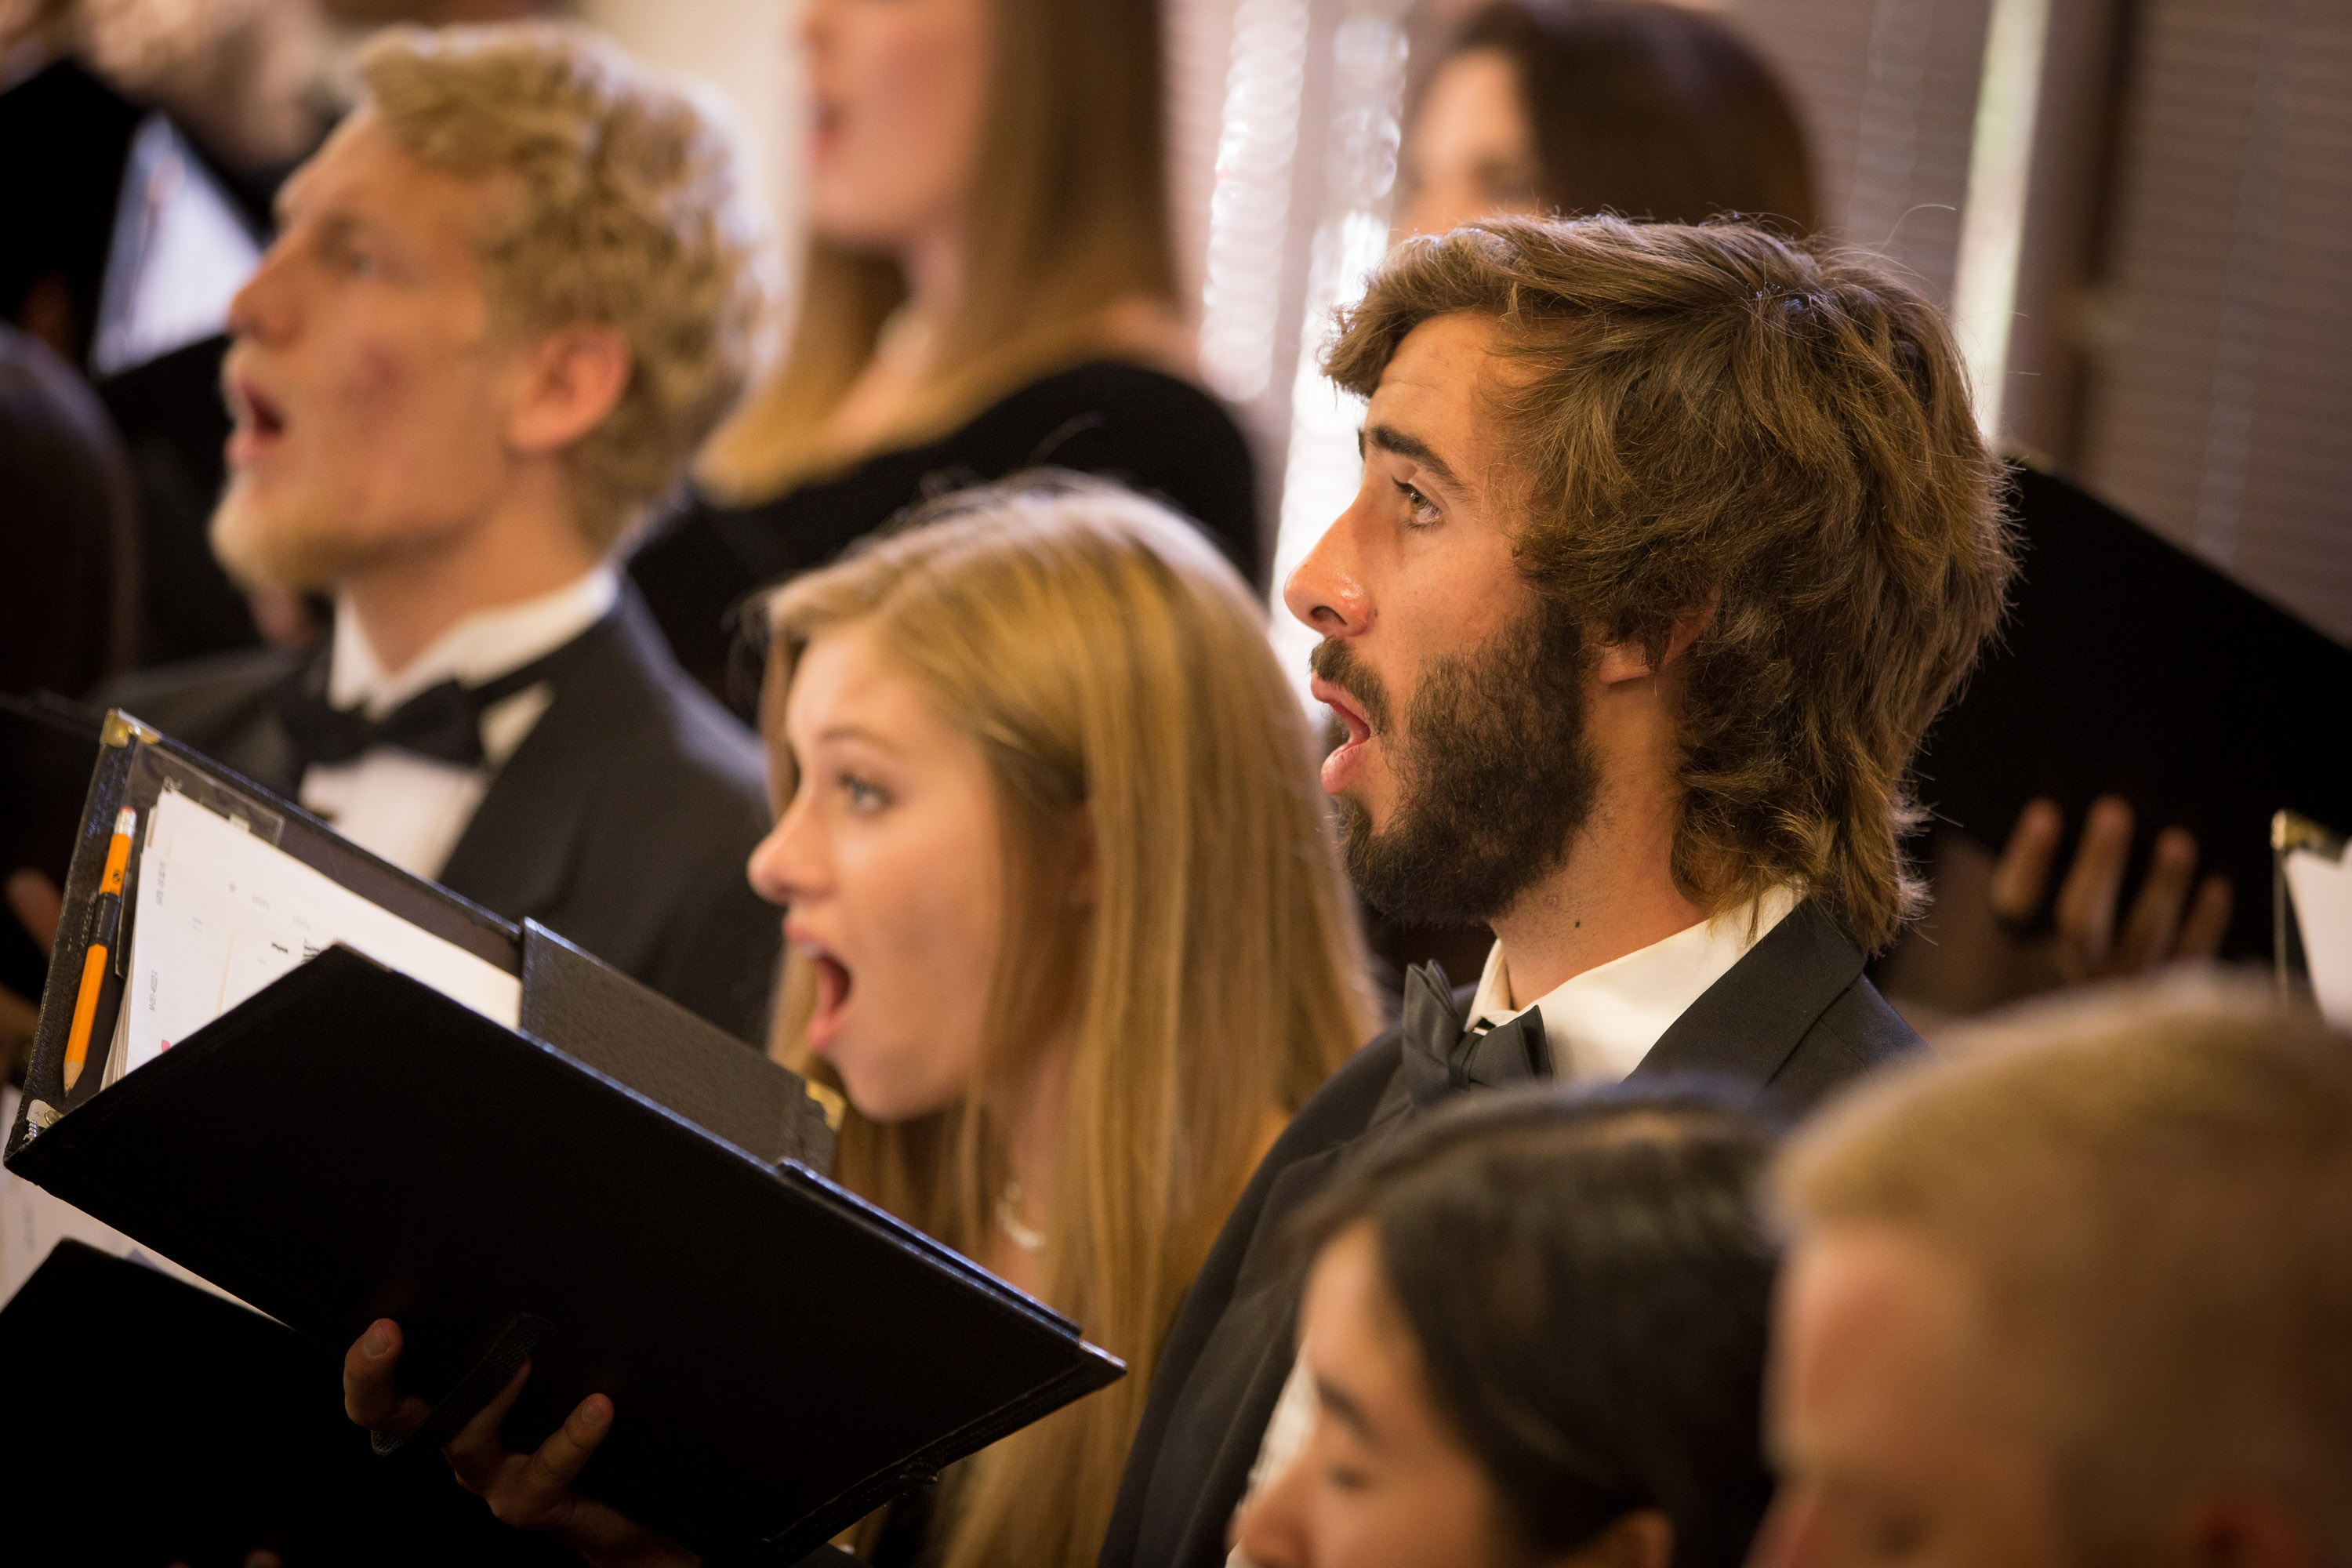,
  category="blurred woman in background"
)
[631,0,1258,704]
[1396,0,1817,240]
[354,477,1374,1568]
